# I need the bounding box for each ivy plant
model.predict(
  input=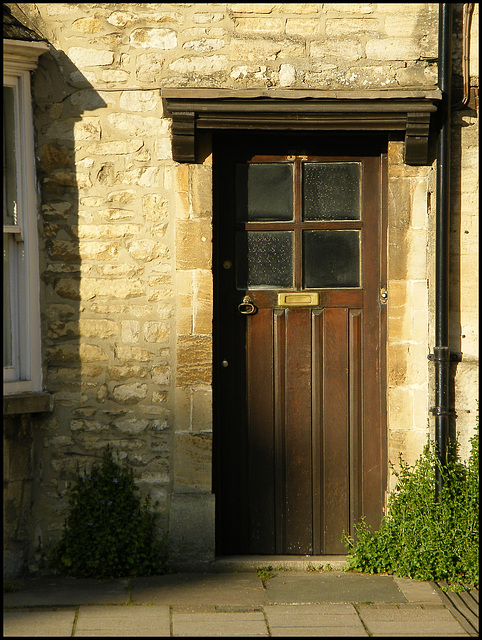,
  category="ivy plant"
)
[50,446,168,578]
